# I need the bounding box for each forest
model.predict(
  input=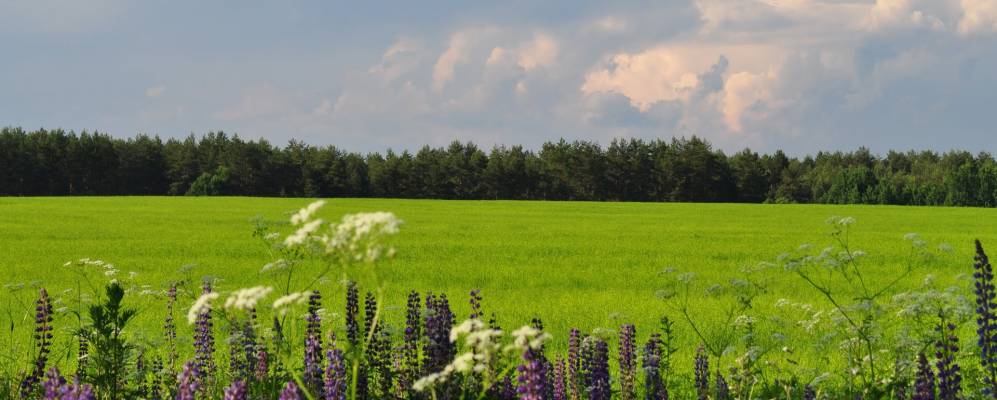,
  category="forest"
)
[2,126,996,206]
